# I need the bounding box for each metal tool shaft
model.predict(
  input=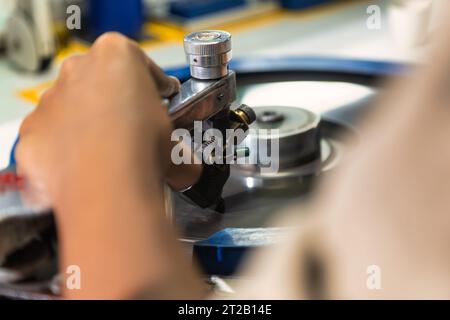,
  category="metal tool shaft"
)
[168,71,236,130]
